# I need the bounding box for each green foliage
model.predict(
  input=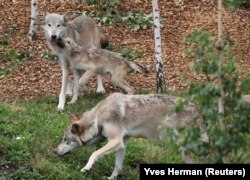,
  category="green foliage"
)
[3,24,16,36]
[223,0,250,8]
[120,48,144,61]
[85,0,122,26]
[40,52,58,62]
[121,12,153,31]
[106,43,144,61]
[0,49,33,78]
[82,1,154,31]
[0,39,8,46]
[82,10,154,31]
[0,25,33,78]
[82,10,118,26]
[177,30,250,163]
[85,0,121,12]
